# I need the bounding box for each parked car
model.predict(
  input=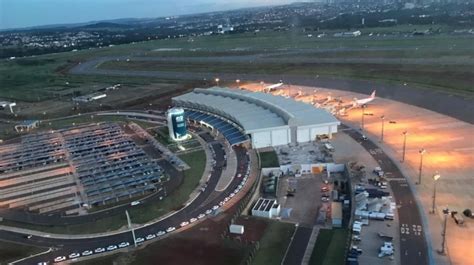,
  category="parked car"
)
[198,213,206,219]
[107,245,117,251]
[146,234,156,240]
[180,221,189,227]
[205,209,213,215]
[94,247,105,253]
[54,256,66,262]
[82,250,93,256]
[156,231,166,236]
[212,205,219,211]
[118,242,129,248]
[135,237,145,243]
[166,227,176,232]
[68,253,80,259]
[189,218,197,223]
[131,201,140,206]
